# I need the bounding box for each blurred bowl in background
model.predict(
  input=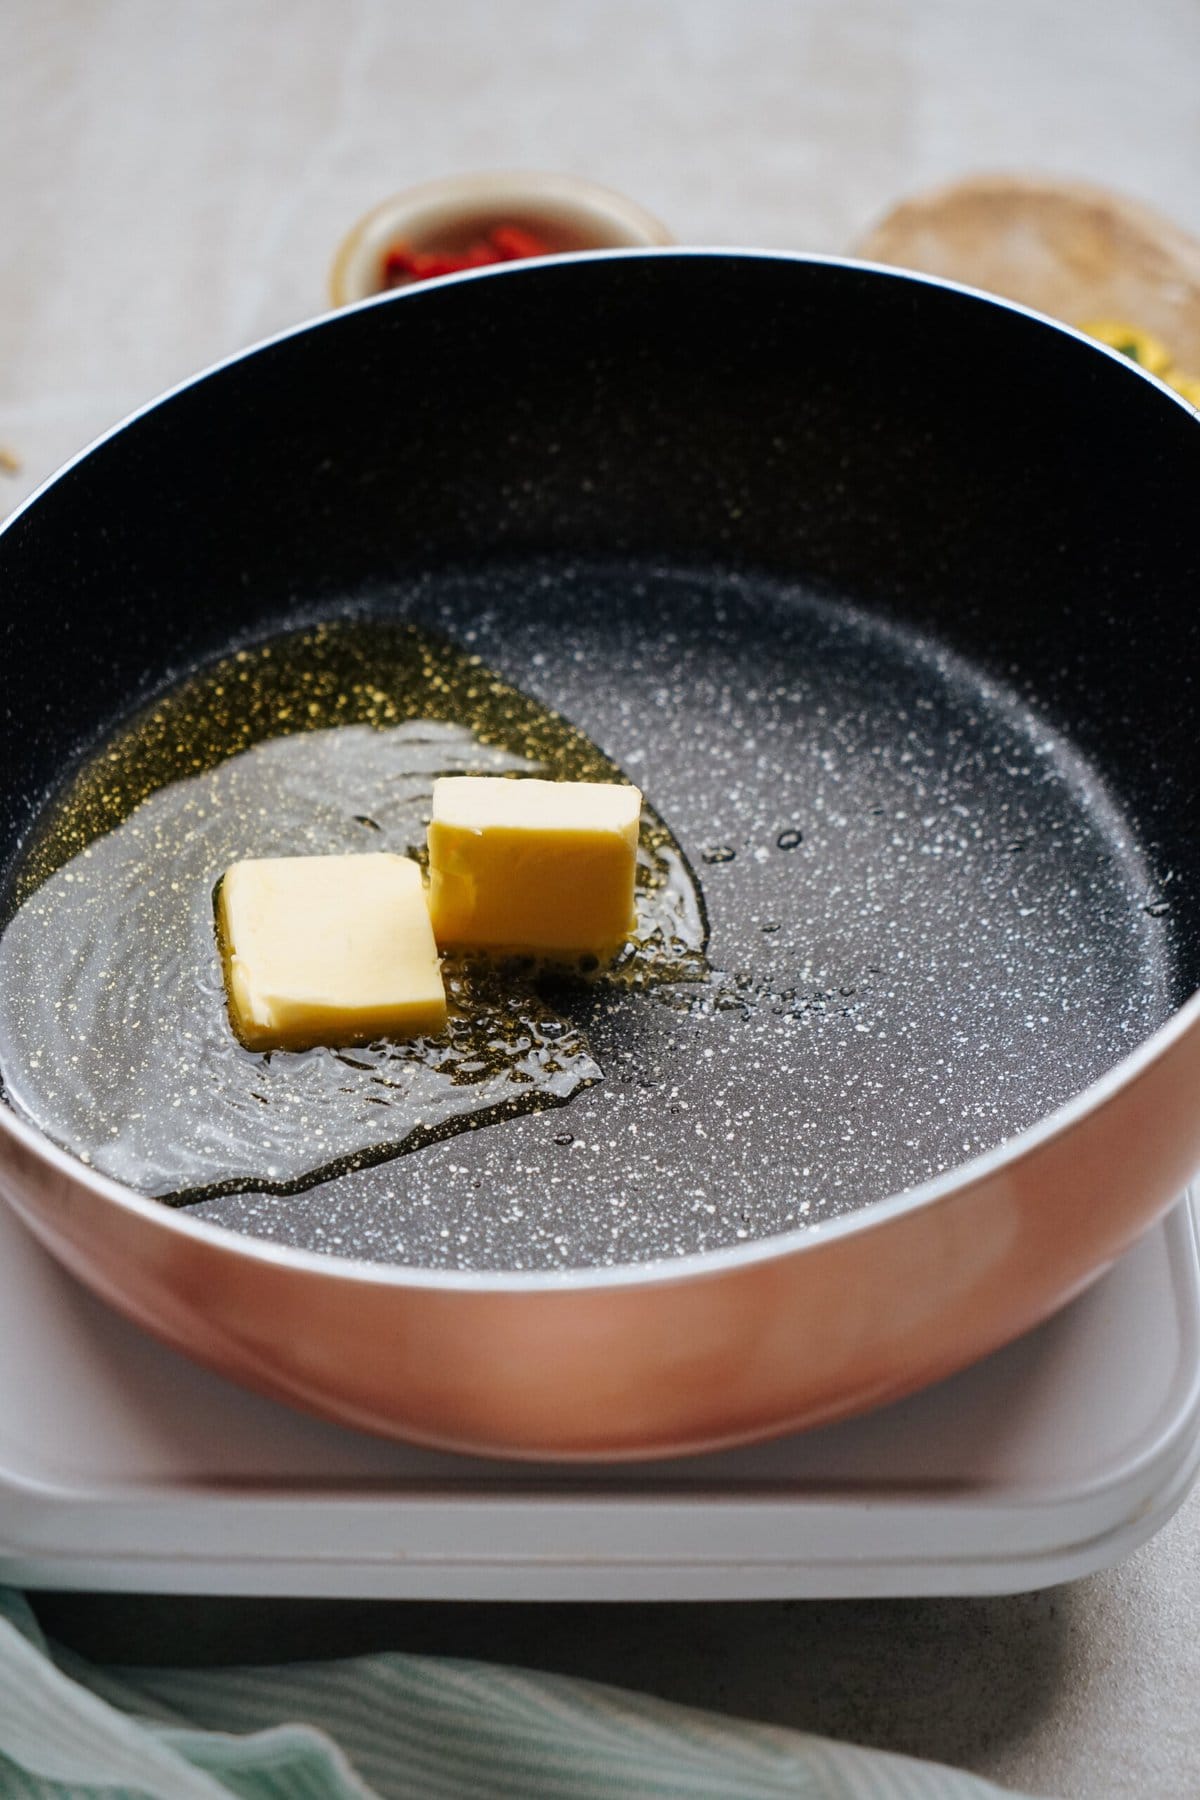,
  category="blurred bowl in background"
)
[329,170,674,306]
